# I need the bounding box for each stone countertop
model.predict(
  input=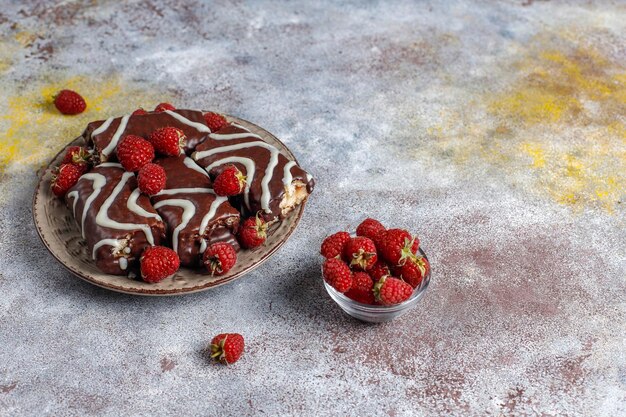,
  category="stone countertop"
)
[1,1,625,416]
